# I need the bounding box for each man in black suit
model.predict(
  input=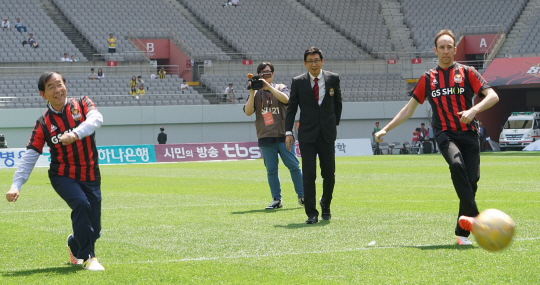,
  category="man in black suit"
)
[157,127,167,144]
[285,47,342,224]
